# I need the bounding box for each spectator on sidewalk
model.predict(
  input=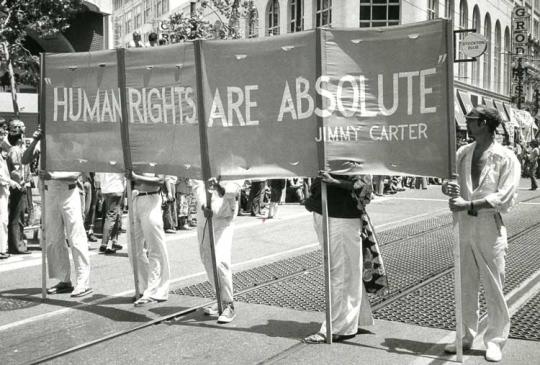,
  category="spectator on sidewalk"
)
[303,171,389,344]
[95,172,125,254]
[442,106,521,362]
[22,129,92,297]
[6,119,31,254]
[176,177,194,230]
[247,179,264,216]
[287,177,305,204]
[527,140,539,190]
[196,177,242,324]
[0,127,19,259]
[129,171,170,306]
